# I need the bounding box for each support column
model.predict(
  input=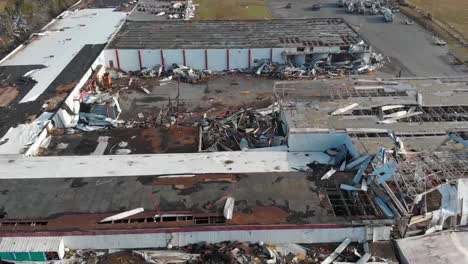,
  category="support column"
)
[248,49,251,68]
[115,49,121,69]
[270,48,273,62]
[205,49,208,70]
[160,49,165,71]
[227,49,230,71]
[138,50,143,70]
[182,49,187,66]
